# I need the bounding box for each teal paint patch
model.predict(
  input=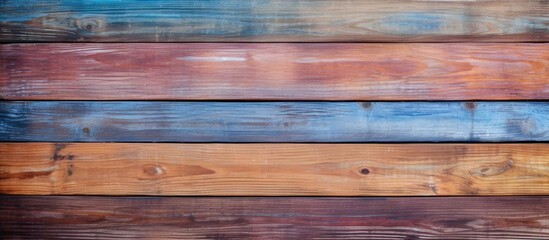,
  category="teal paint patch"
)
[377,13,445,35]
[511,17,549,33]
